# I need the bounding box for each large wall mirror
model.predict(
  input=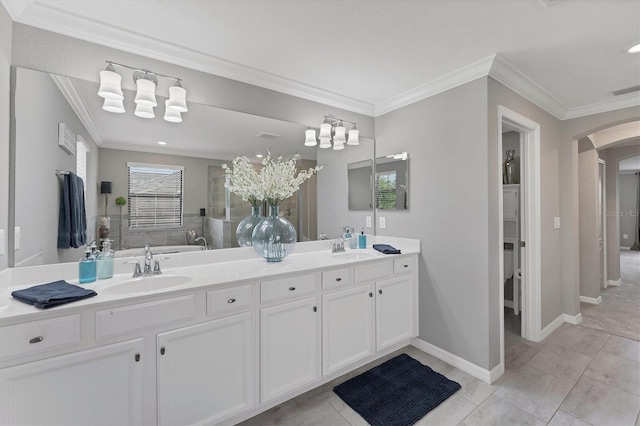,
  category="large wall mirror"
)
[11,66,375,267]
[348,160,373,210]
[375,153,409,210]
